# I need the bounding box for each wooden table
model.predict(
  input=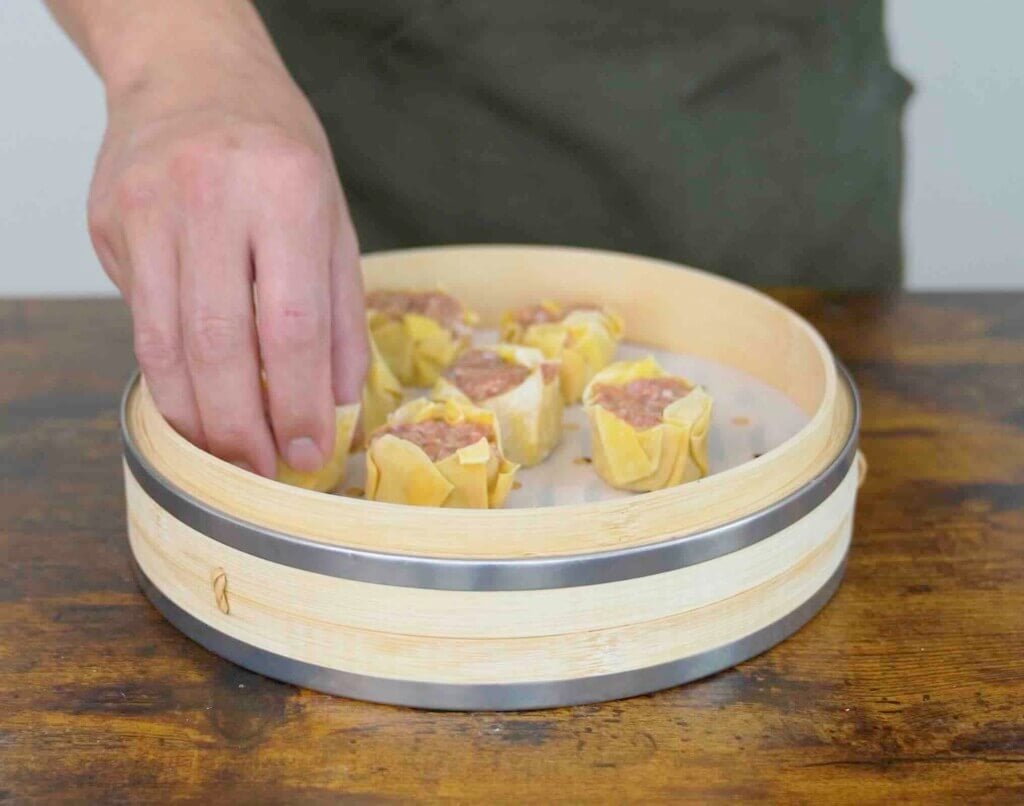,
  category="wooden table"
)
[1,294,1022,802]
